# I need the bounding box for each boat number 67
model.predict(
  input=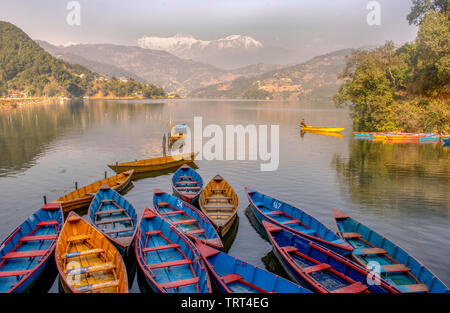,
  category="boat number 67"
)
[273,201,281,209]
